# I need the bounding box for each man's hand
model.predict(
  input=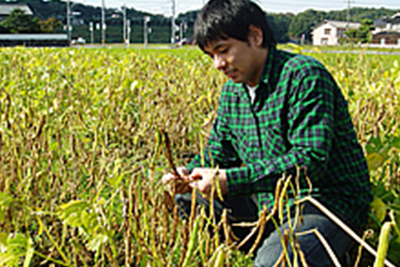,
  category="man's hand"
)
[161,167,191,194]
[188,168,227,198]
